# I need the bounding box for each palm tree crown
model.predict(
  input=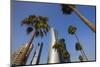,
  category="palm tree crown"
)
[61,4,76,14]
[68,25,77,35]
[75,42,82,51]
[79,55,84,62]
[63,50,70,59]
[22,15,50,38]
